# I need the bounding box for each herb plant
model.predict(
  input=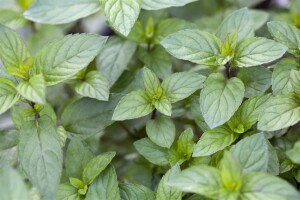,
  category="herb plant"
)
[1,0,300,200]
